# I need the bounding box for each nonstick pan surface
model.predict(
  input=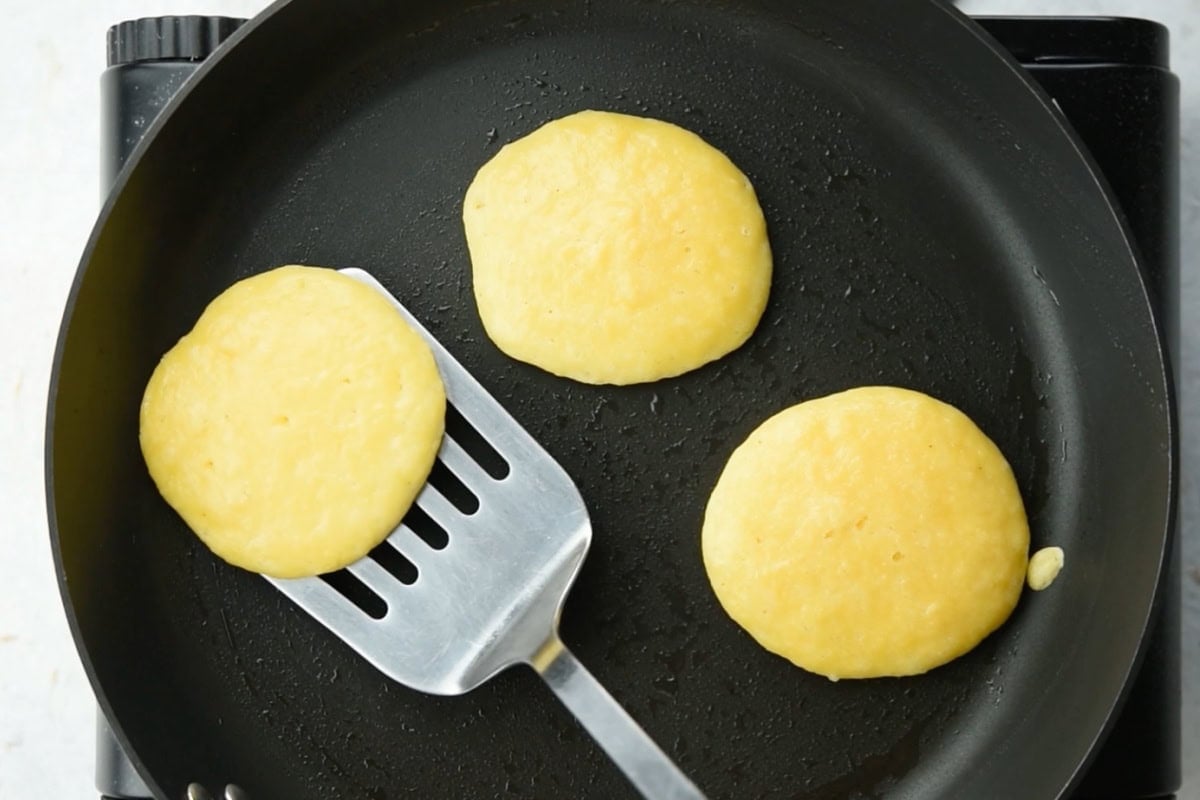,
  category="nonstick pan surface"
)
[48,1,1174,798]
